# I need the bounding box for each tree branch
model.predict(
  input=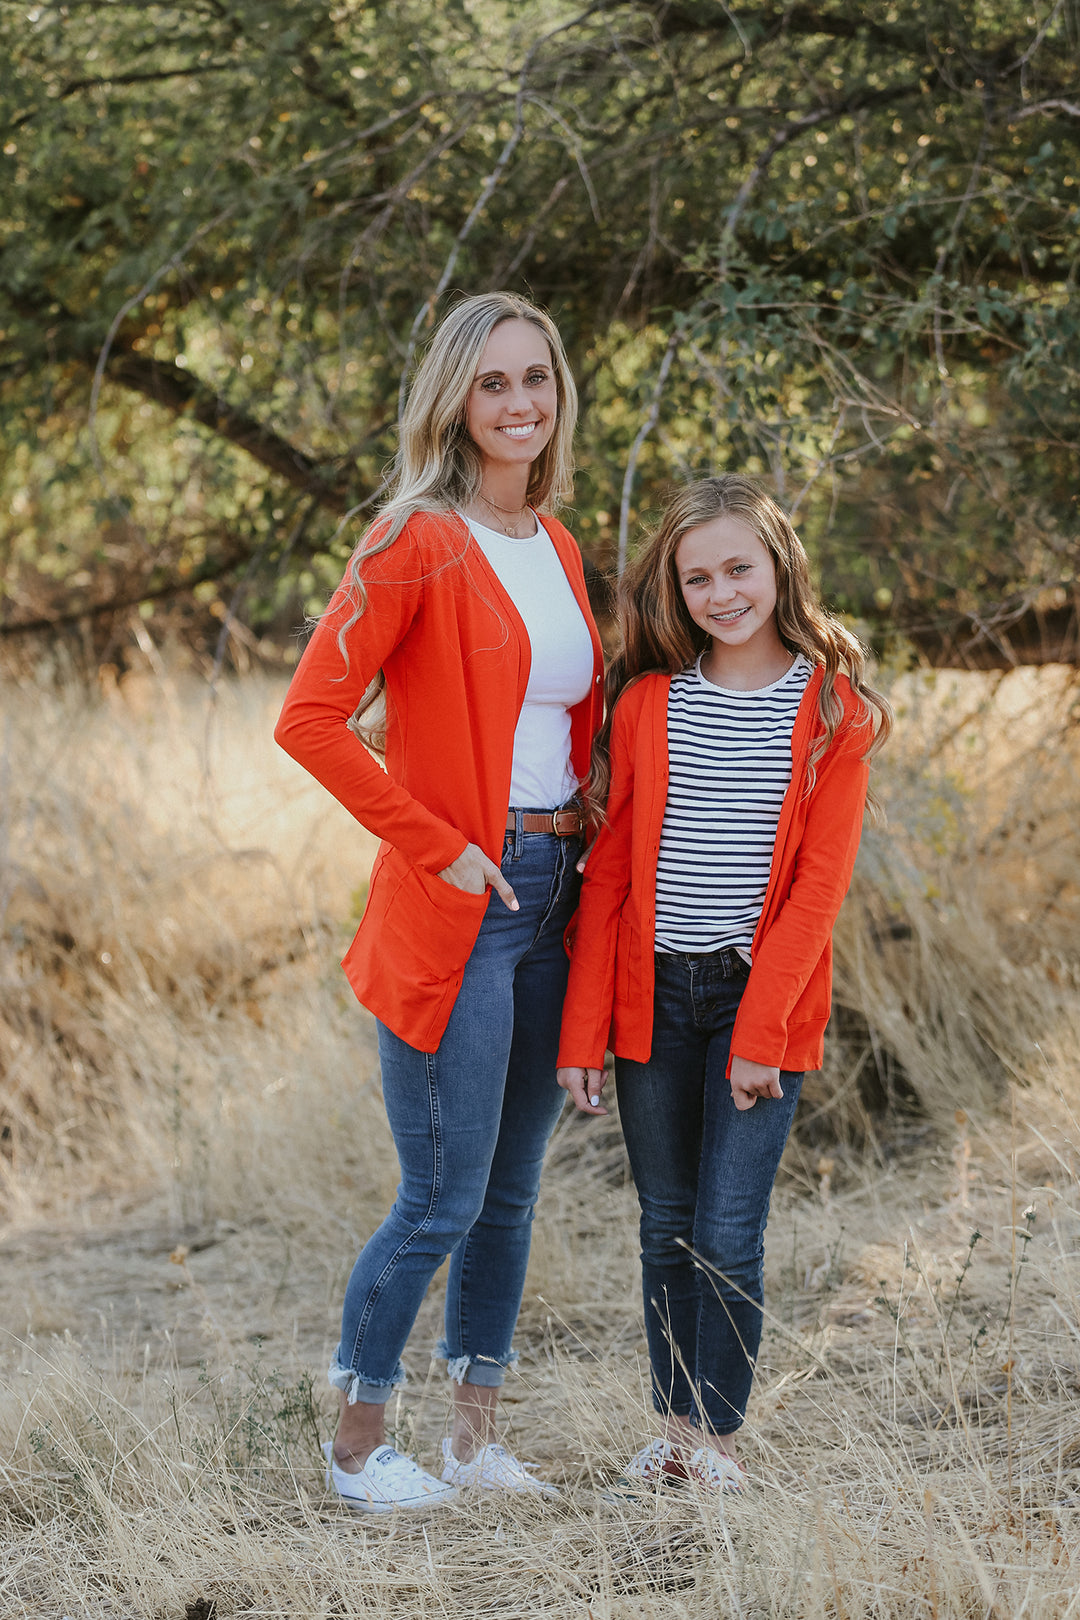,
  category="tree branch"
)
[648,0,1037,72]
[7,61,242,130]
[900,601,1080,670]
[617,325,679,574]
[107,350,355,508]
[0,544,258,635]
[9,284,360,508]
